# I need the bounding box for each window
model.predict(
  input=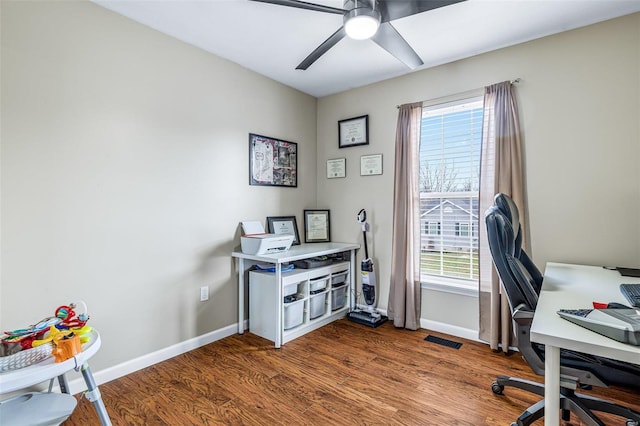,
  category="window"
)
[425,221,441,236]
[455,222,470,237]
[419,95,483,286]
